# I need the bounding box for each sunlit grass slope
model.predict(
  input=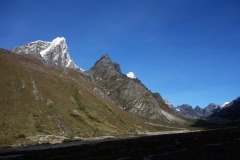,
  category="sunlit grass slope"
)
[0,48,158,147]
